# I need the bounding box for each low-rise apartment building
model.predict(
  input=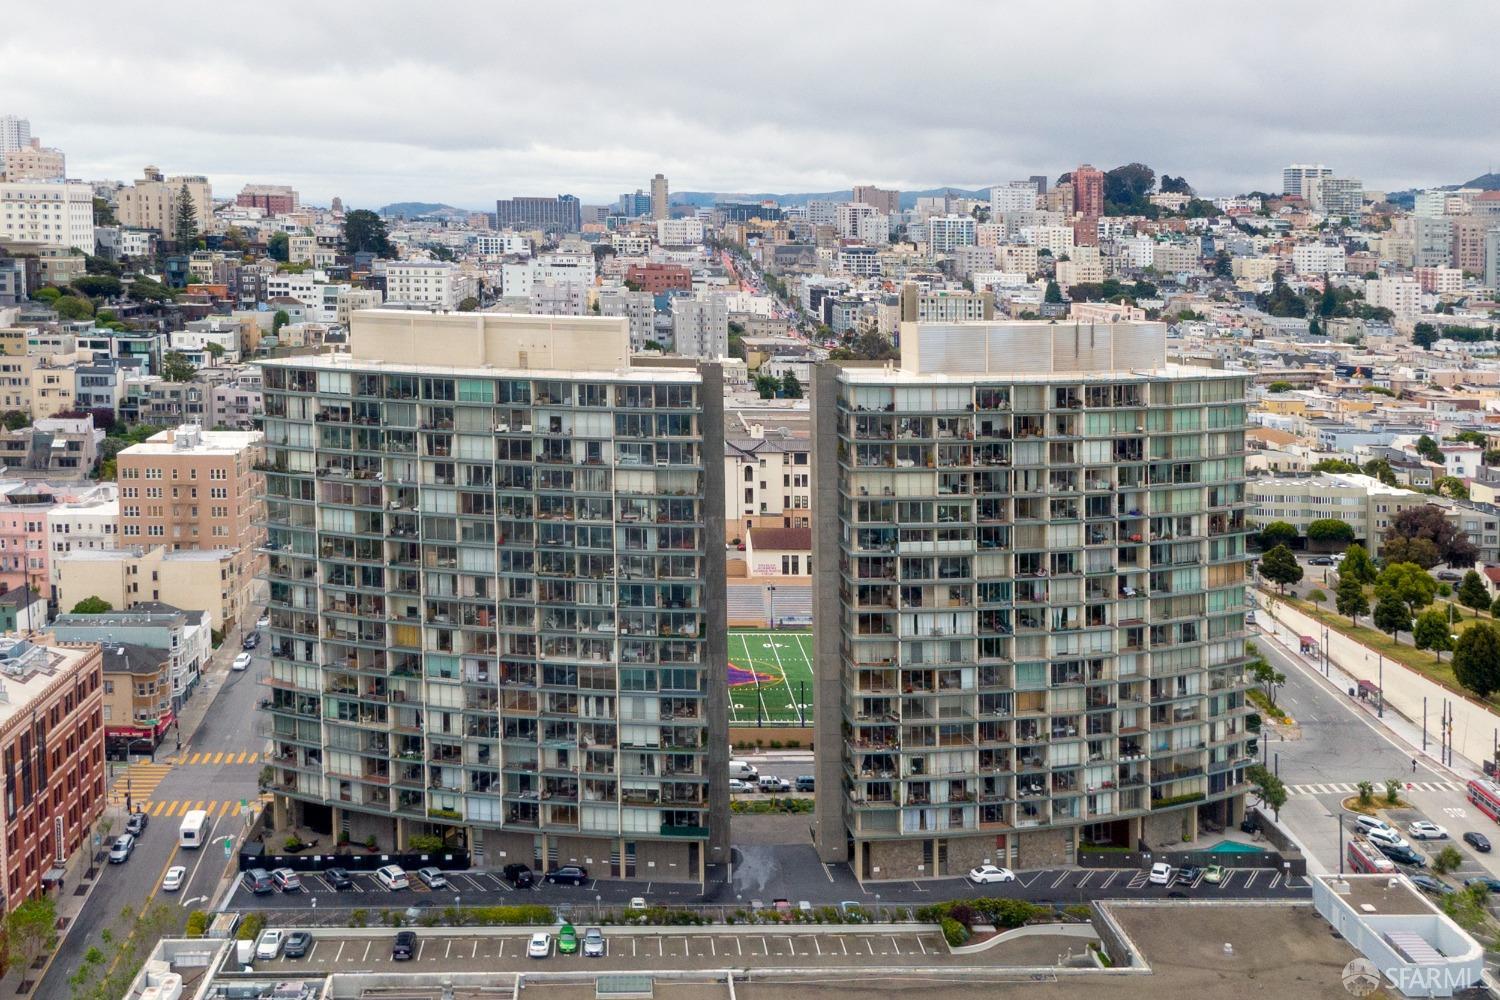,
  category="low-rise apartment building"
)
[54,605,210,714]
[100,642,174,753]
[1247,473,1427,554]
